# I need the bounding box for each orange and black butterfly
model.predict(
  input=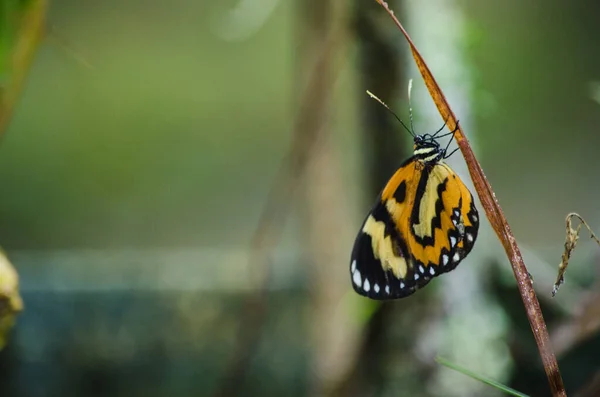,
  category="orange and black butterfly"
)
[350,90,479,300]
